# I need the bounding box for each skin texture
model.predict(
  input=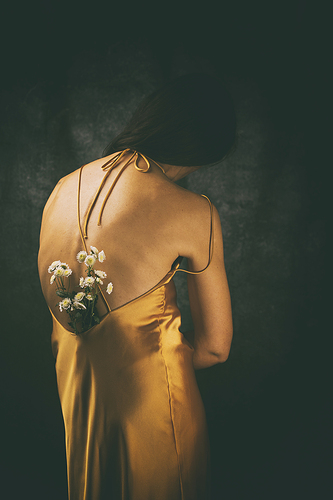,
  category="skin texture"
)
[38,152,233,369]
